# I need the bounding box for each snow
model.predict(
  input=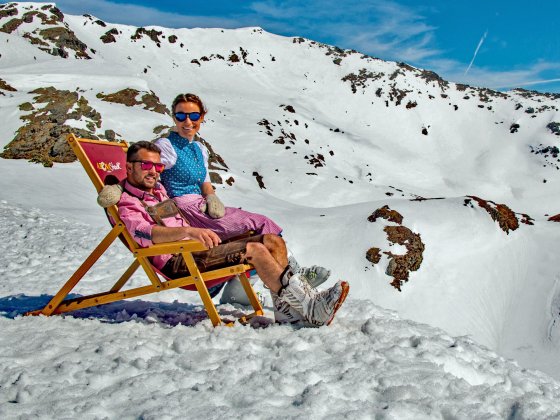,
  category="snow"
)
[1,2,560,417]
